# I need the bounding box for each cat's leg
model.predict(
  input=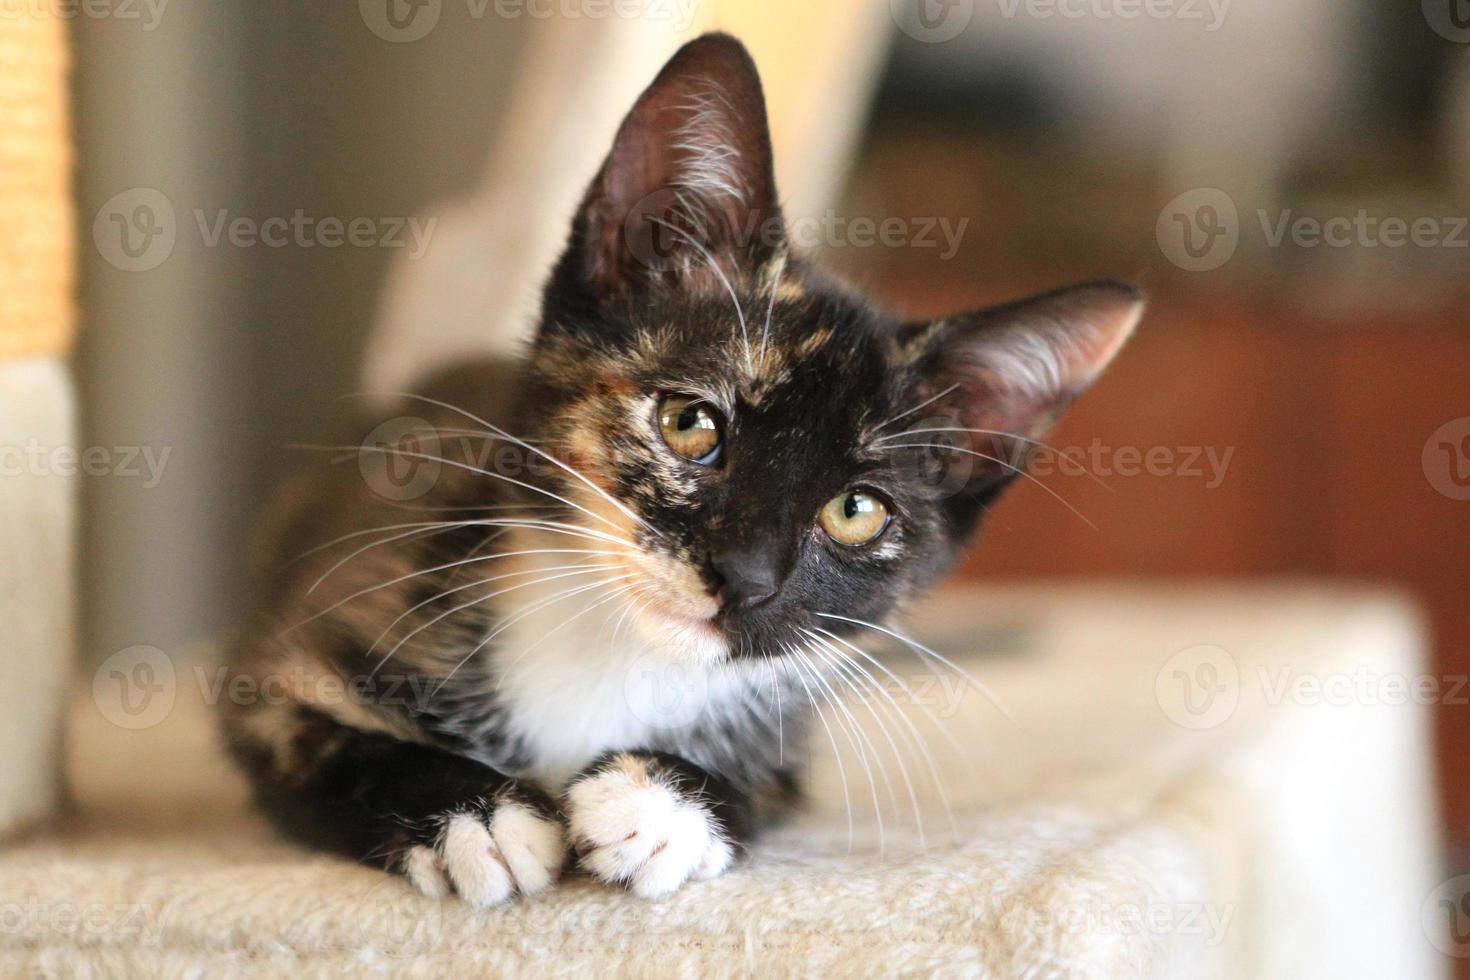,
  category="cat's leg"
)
[563,750,755,898]
[239,715,567,907]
